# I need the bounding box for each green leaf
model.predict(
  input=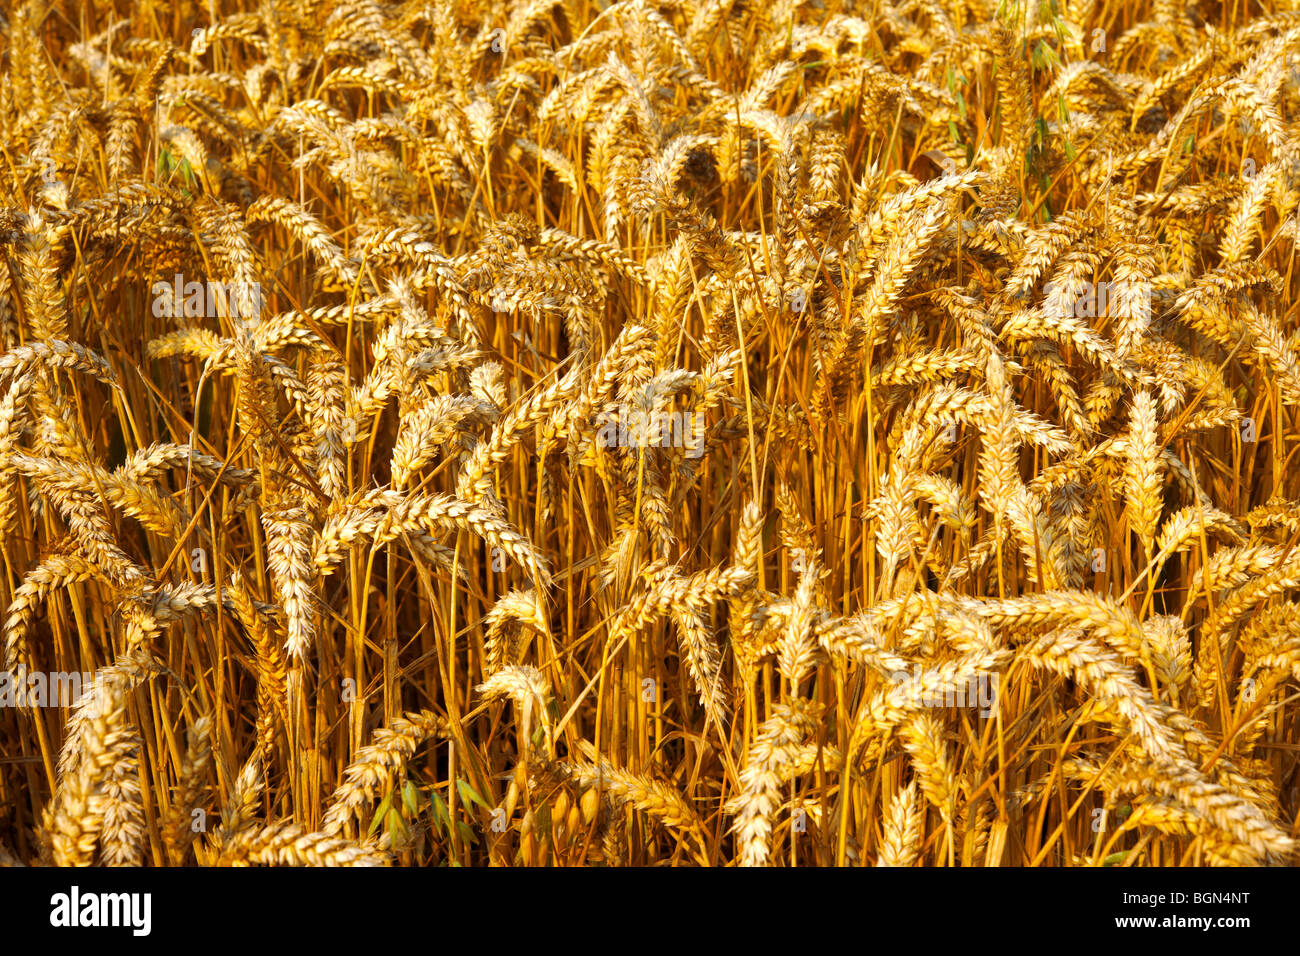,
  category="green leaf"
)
[368,790,394,838]
[402,780,421,817]
[157,146,197,196]
[429,790,450,837]
[386,807,409,840]
[178,160,197,192]
[1103,851,1127,866]
[455,820,479,846]
[1029,39,1060,71]
[456,778,492,812]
